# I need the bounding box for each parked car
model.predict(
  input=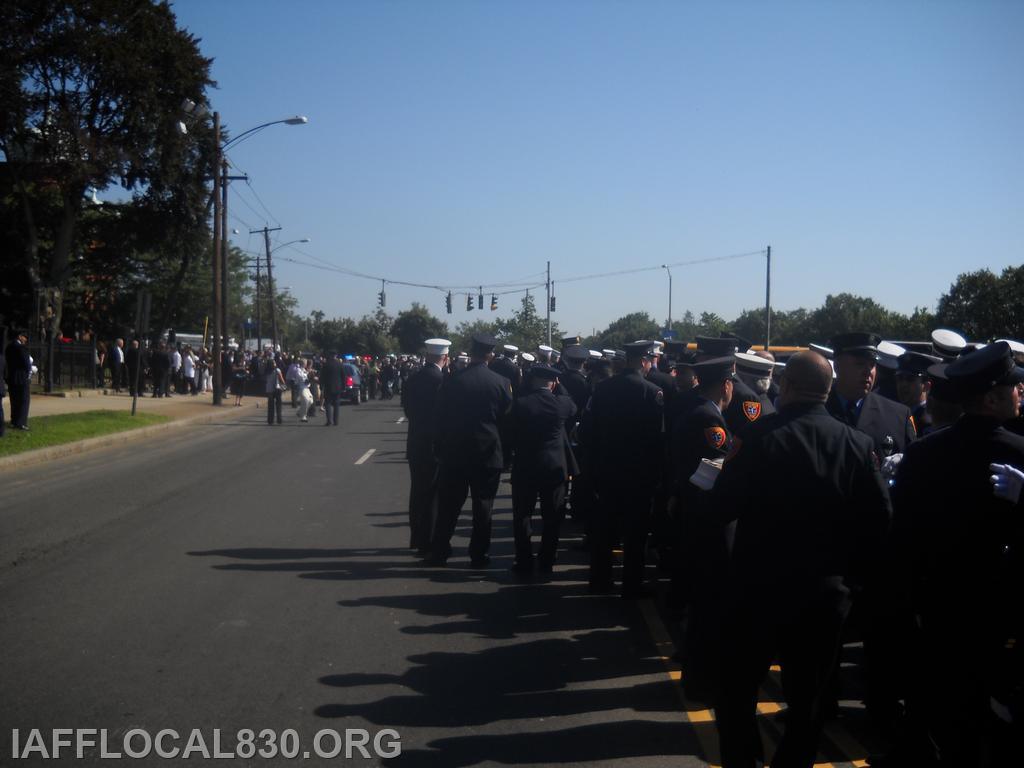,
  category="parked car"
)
[342,363,362,404]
